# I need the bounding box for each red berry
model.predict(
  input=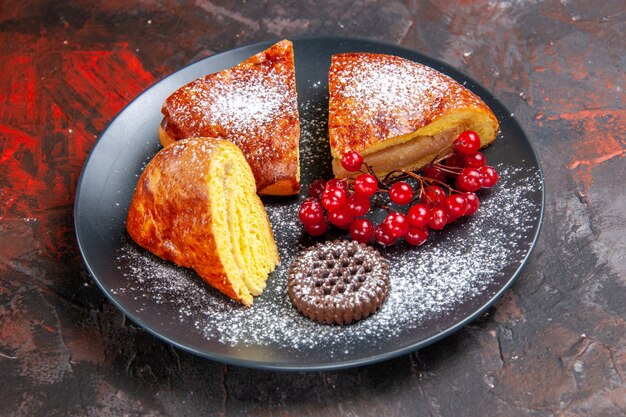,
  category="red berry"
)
[328,205,353,229]
[464,152,487,168]
[321,187,348,212]
[298,197,325,226]
[445,153,466,169]
[422,185,446,205]
[326,178,348,193]
[408,203,431,228]
[341,151,364,172]
[423,166,447,183]
[405,226,429,246]
[455,168,483,192]
[464,192,480,215]
[308,179,326,199]
[428,206,449,230]
[453,130,481,155]
[304,217,328,236]
[479,165,499,188]
[382,212,409,238]
[443,194,468,220]
[374,225,397,246]
[350,218,375,243]
[389,181,413,205]
[347,194,370,216]
[354,173,378,197]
